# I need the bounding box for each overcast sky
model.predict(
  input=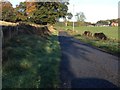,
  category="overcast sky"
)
[8,0,119,23]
